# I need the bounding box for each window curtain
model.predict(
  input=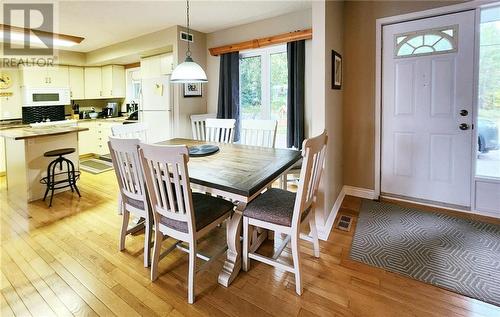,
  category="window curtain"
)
[287,40,305,149]
[217,51,240,140]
